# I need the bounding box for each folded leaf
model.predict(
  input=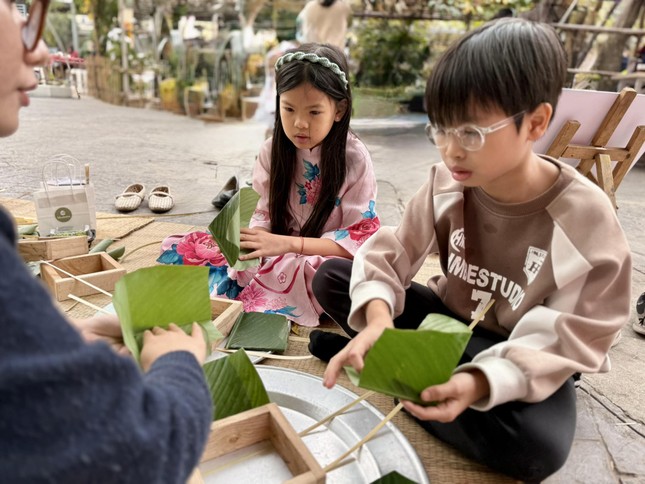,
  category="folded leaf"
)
[208,186,261,270]
[113,265,220,362]
[203,348,270,420]
[346,314,471,405]
[225,312,290,353]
